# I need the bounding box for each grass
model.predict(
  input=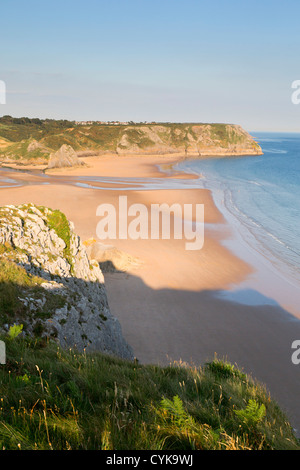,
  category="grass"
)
[0,257,68,332]
[0,116,74,143]
[0,140,50,161]
[0,335,298,451]
[0,258,43,325]
[0,205,73,328]
[0,118,261,161]
[46,209,73,271]
[124,128,155,149]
